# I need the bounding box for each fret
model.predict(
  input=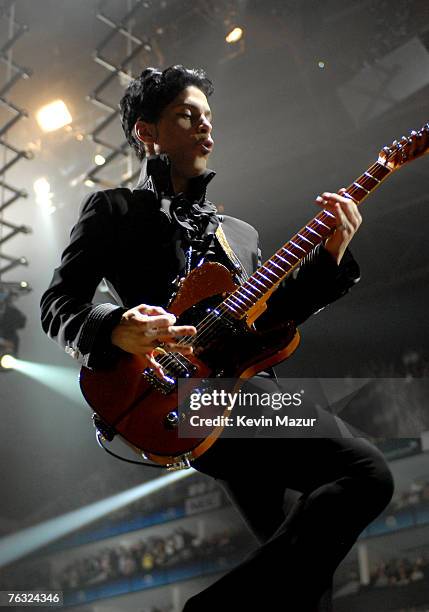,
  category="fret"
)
[297,232,315,246]
[252,276,268,289]
[224,300,240,314]
[231,294,250,308]
[256,270,272,283]
[314,217,330,230]
[284,248,299,261]
[305,225,322,238]
[264,266,281,280]
[237,291,254,305]
[270,259,286,272]
[290,240,306,253]
[276,253,292,266]
[353,181,369,194]
[373,162,391,180]
[242,285,260,299]
[344,192,358,204]
[321,210,335,220]
[364,171,380,183]
[235,288,253,303]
